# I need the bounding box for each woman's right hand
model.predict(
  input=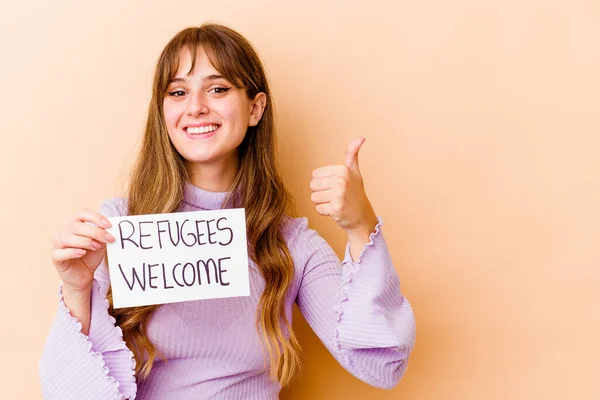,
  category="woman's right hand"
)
[51,209,116,293]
